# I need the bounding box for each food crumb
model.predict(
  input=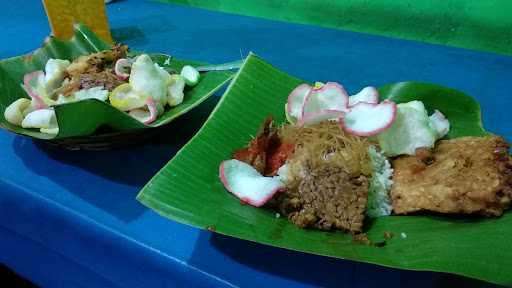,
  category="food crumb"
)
[352,233,371,245]
[275,213,281,218]
[384,231,394,240]
[207,225,216,232]
[400,232,407,239]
